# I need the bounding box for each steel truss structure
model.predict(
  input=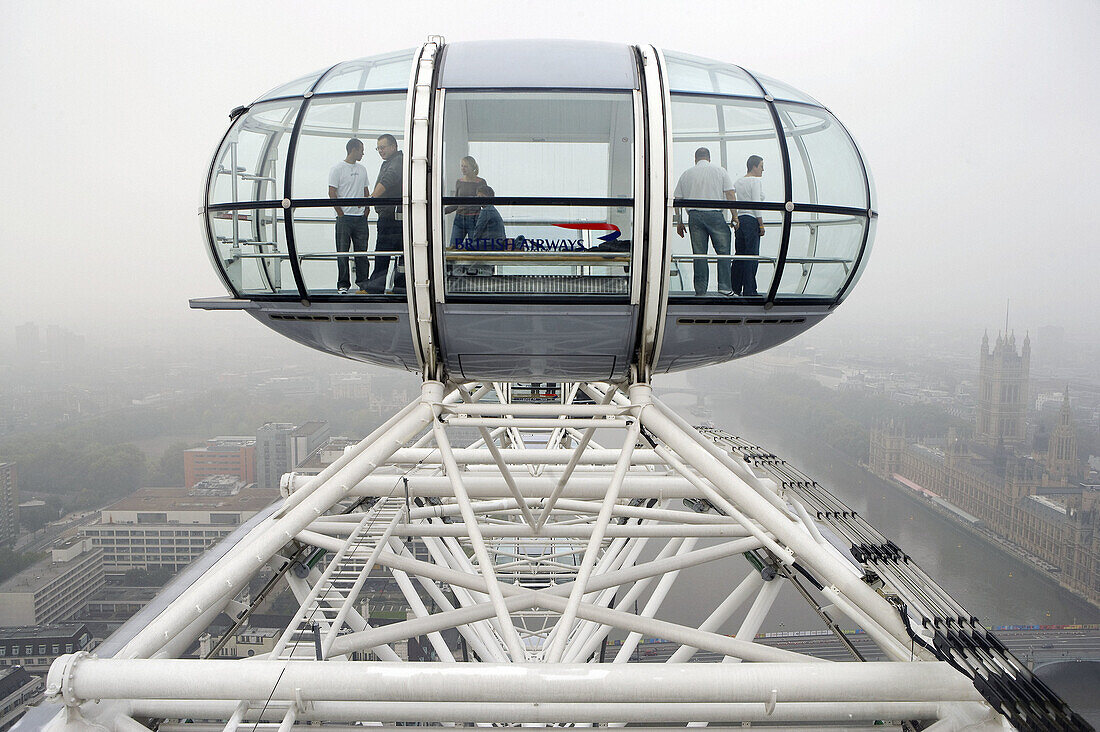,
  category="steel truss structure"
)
[42,382,1088,731]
